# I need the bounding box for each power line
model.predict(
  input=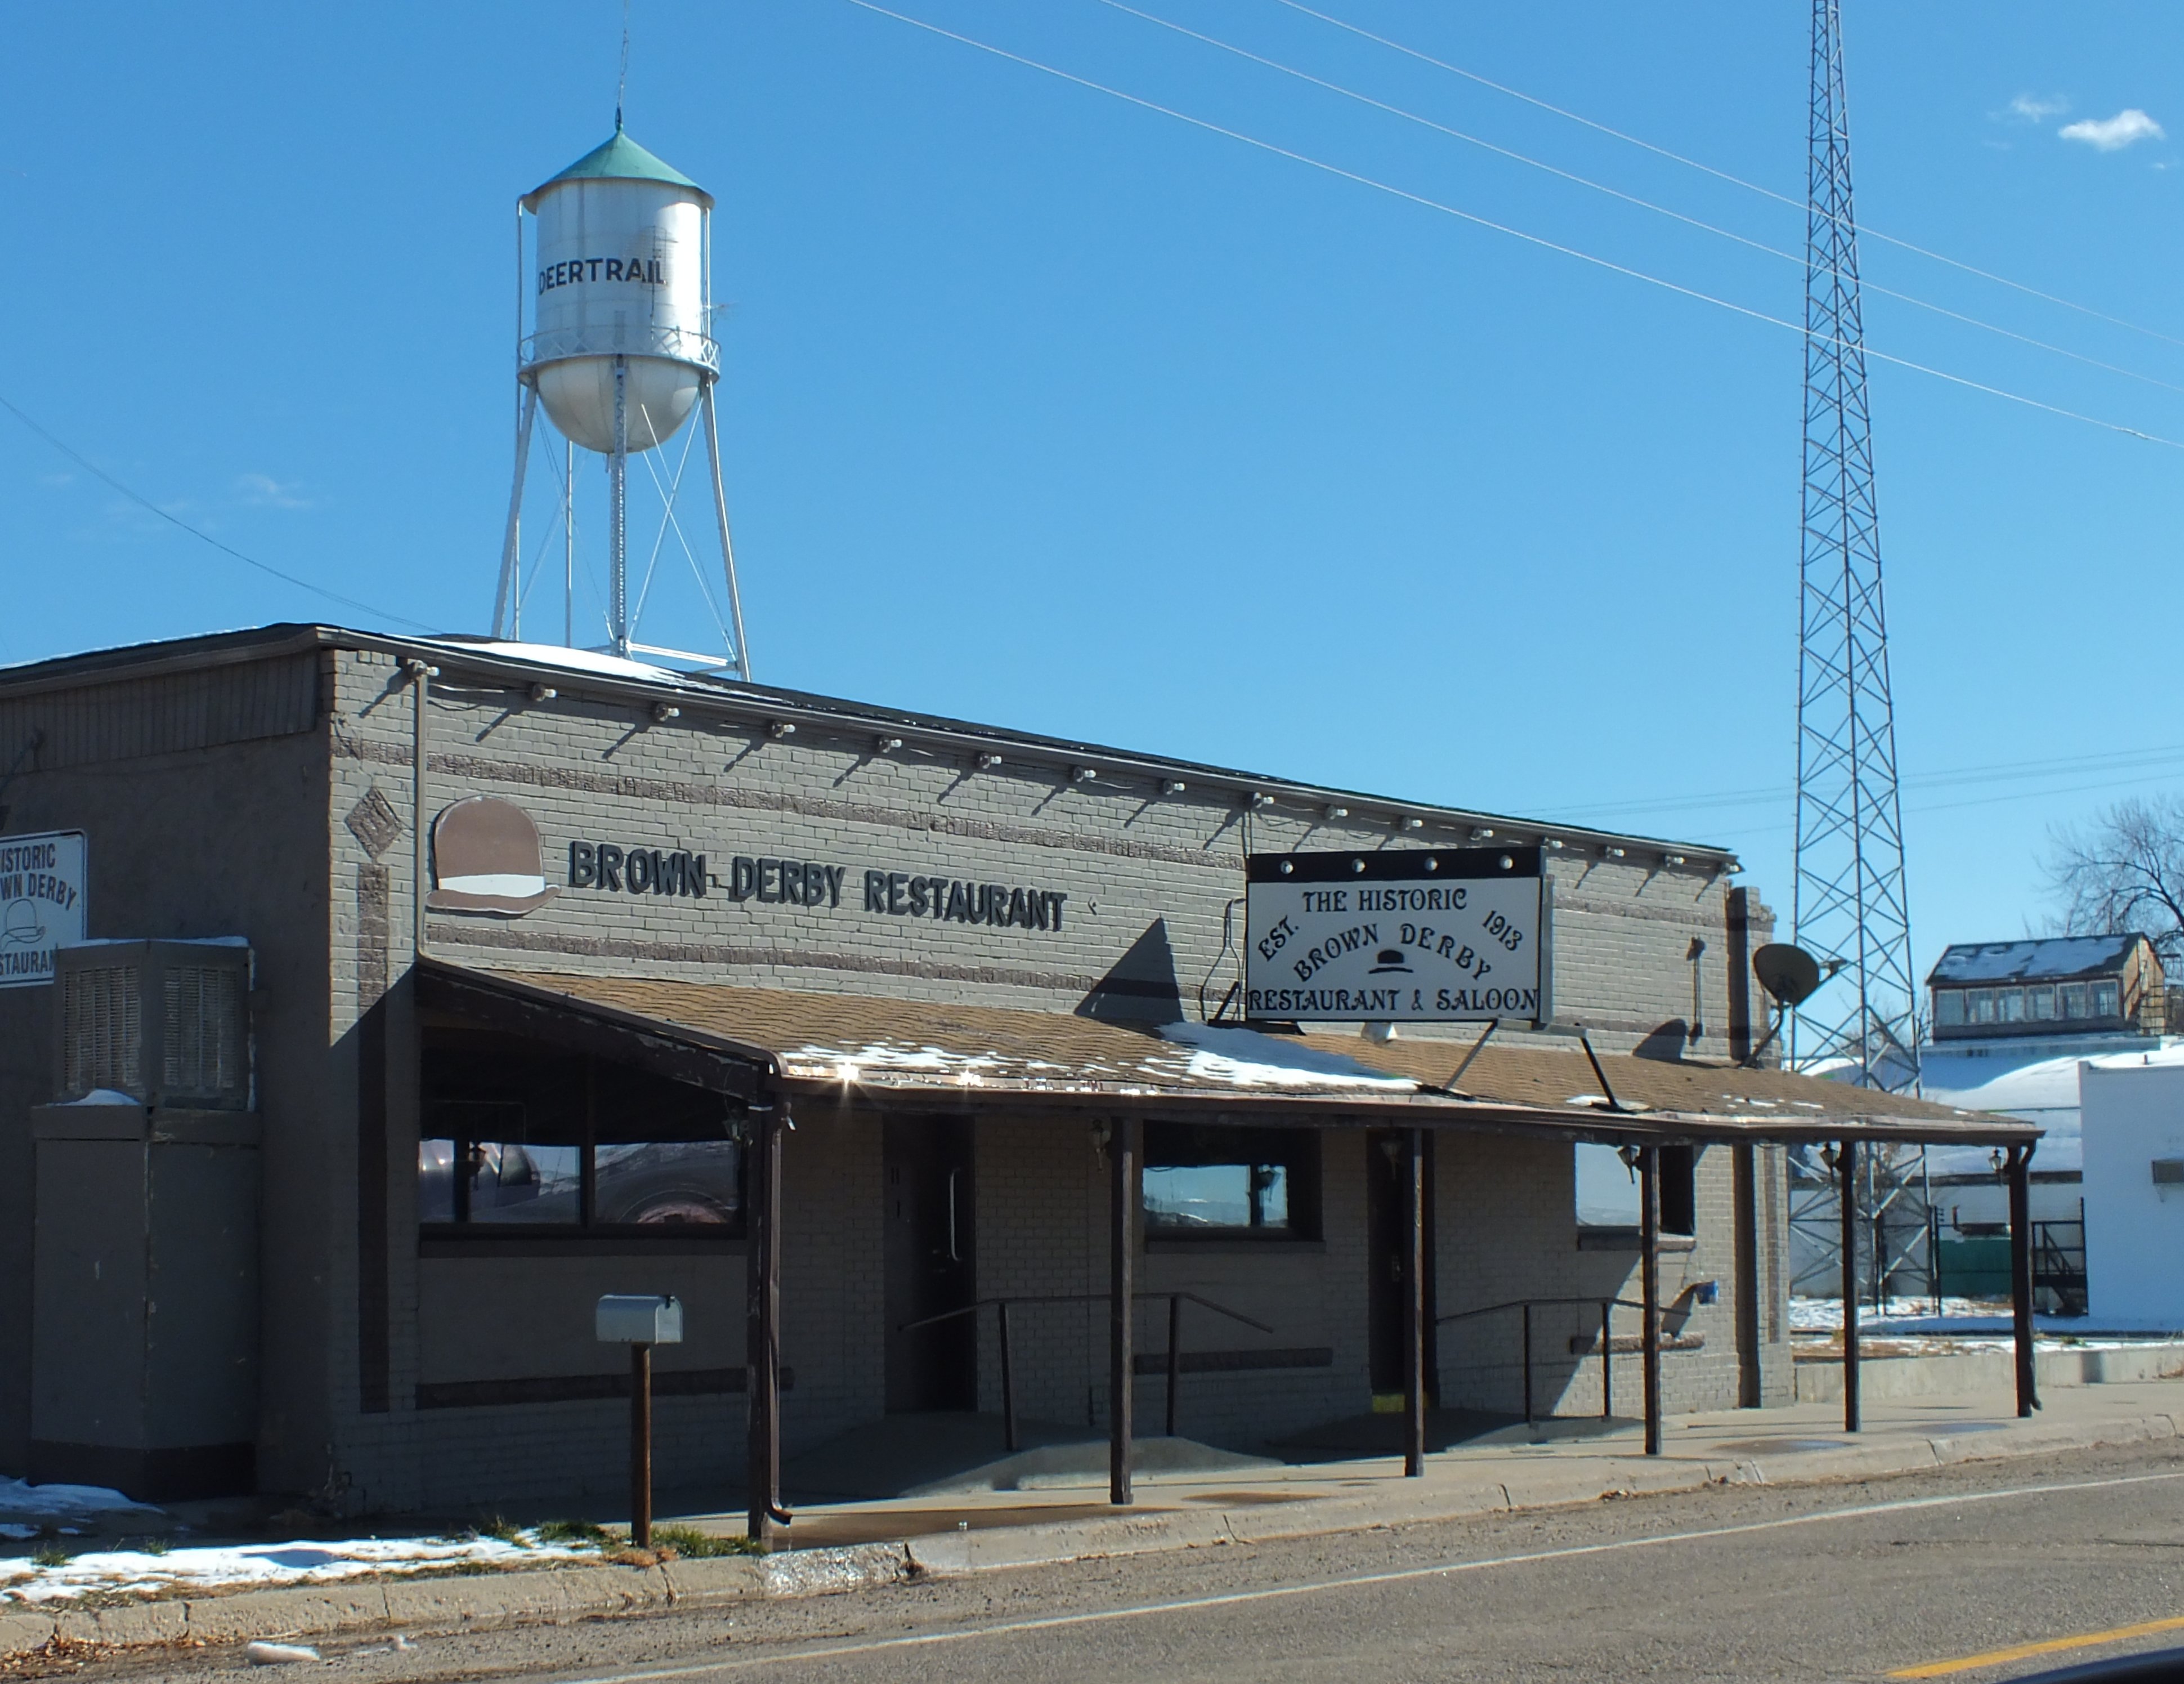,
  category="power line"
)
[1098,0,2184,402]
[1269,0,2184,355]
[843,0,2184,453]
[0,392,436,635]
[1539,742,2184,827]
